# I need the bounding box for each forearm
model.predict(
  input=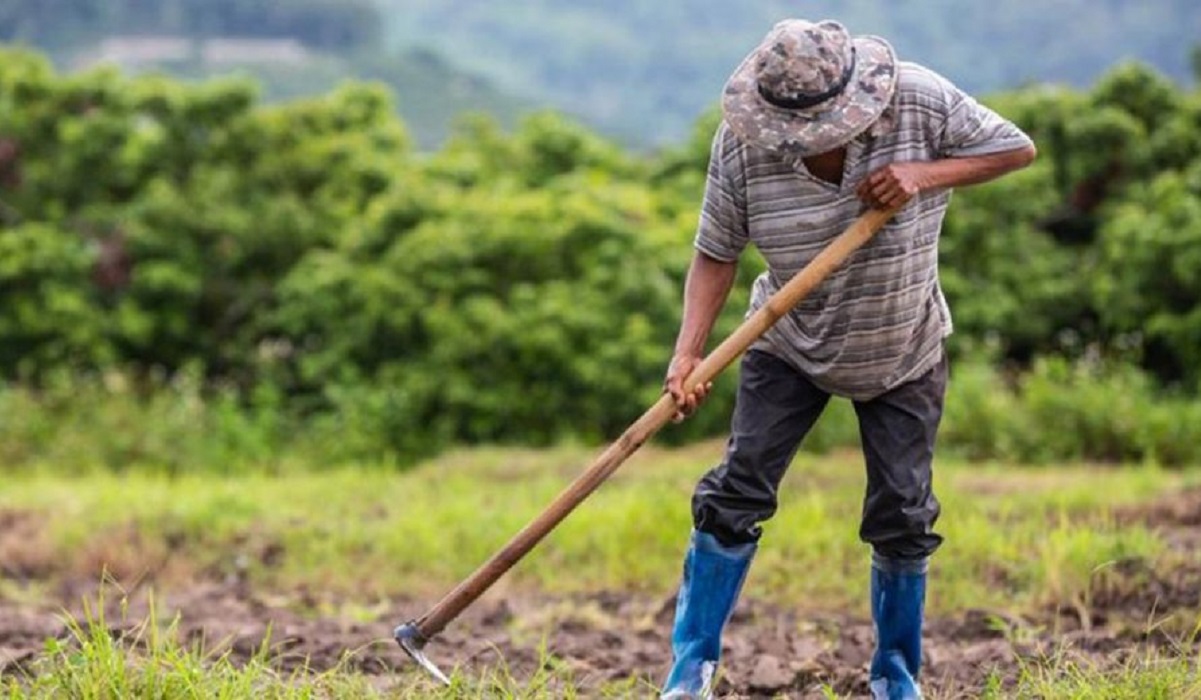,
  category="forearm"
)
[920,144,1037,190]
[674,251,738,357]
[858,143,1037,209]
